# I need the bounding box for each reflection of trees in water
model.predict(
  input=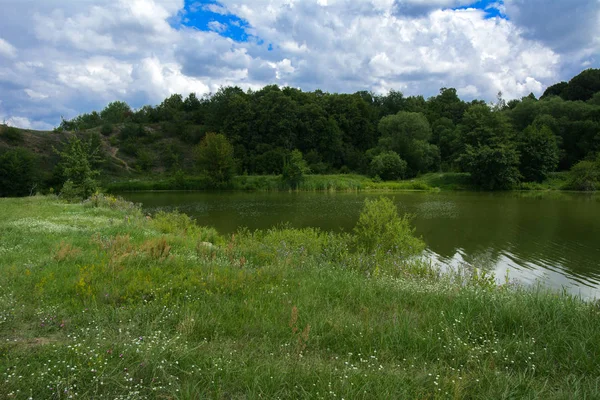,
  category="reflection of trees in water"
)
[417,193,520,262]
[421,193,600,282]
